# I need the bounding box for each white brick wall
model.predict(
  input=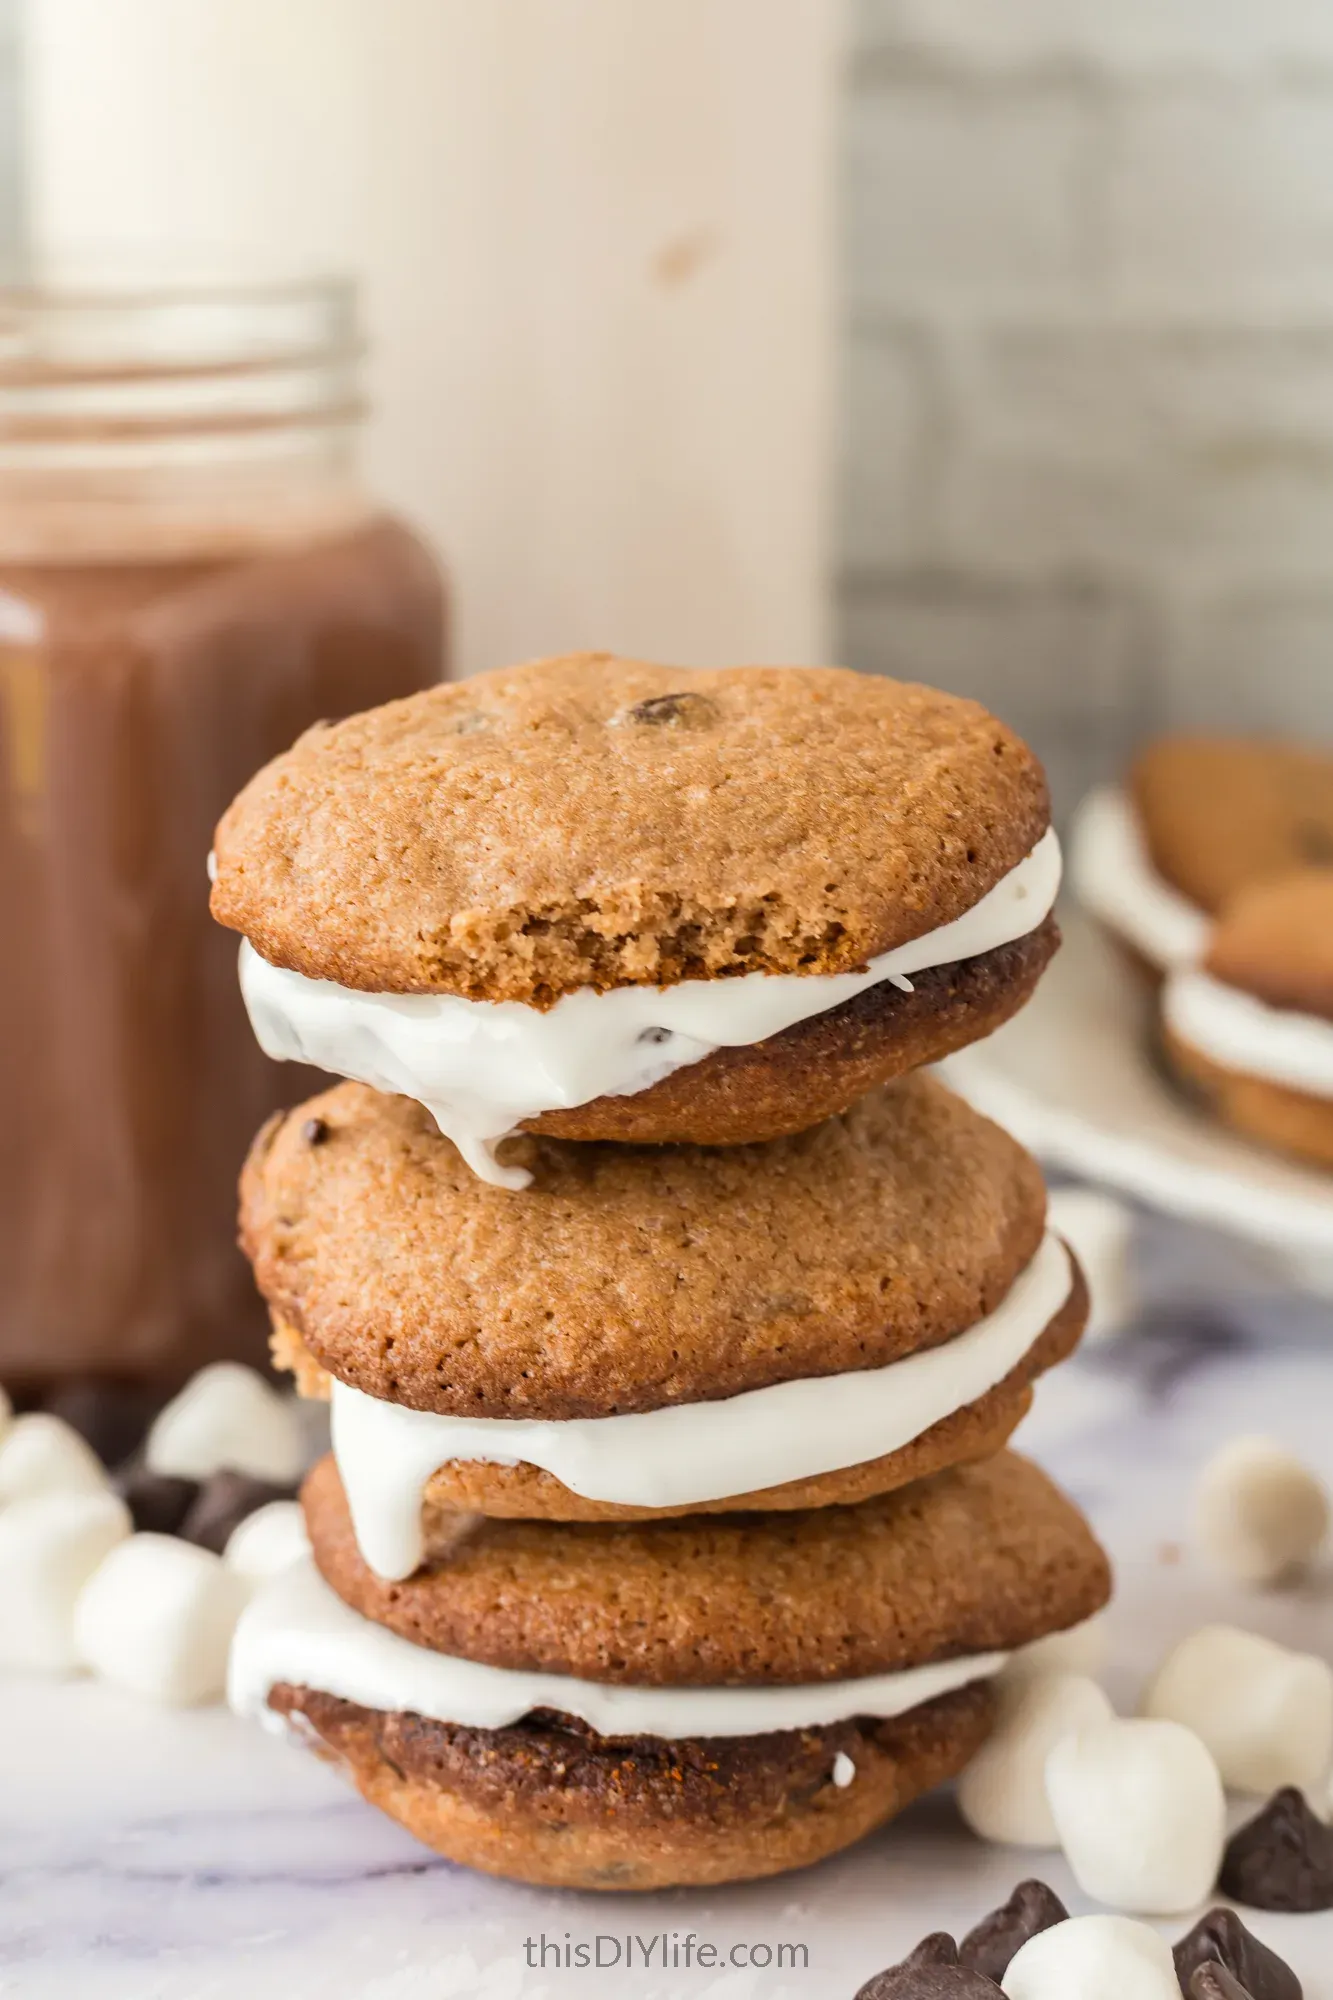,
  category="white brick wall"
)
[861,0,1333,78]
[839,0,1333,814]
